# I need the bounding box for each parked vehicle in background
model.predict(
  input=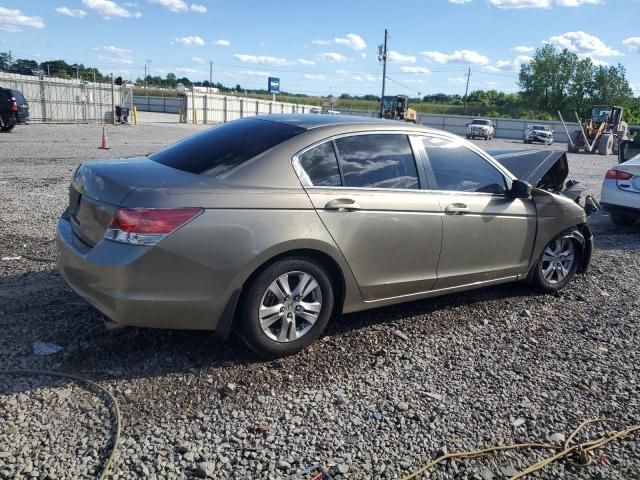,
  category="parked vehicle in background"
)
[466,119,495,140]
[0,88,29,131]
[524,124,554,144]
[380,95,418,123]
[57,115,592,357]
[309,107,340,115]
[601,140,640,226]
